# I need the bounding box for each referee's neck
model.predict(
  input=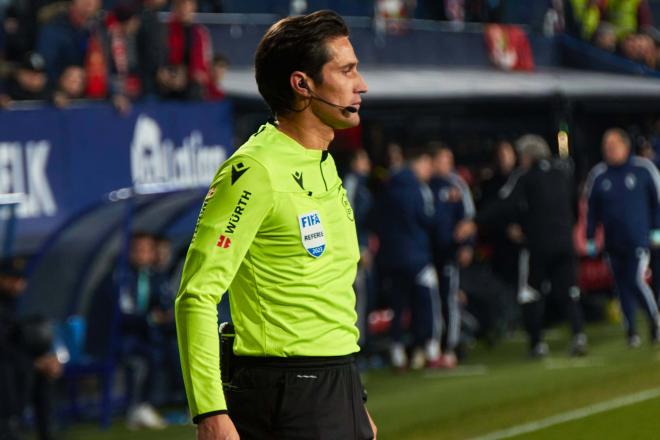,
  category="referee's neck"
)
[277,113,334,151]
